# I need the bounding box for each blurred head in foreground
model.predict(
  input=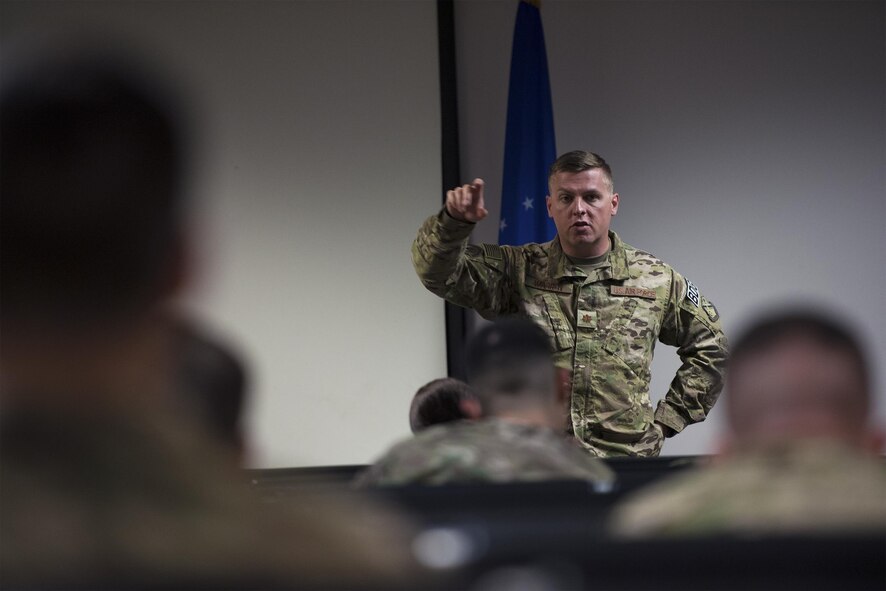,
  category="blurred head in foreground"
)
[0,46,420,588]
[0,47,188,413]
[1,53,185,330]
[409,377,477,433]
[357,318,613,487]
[611,308,885,537]
[723,311,874,451]
[465,318,570,428]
